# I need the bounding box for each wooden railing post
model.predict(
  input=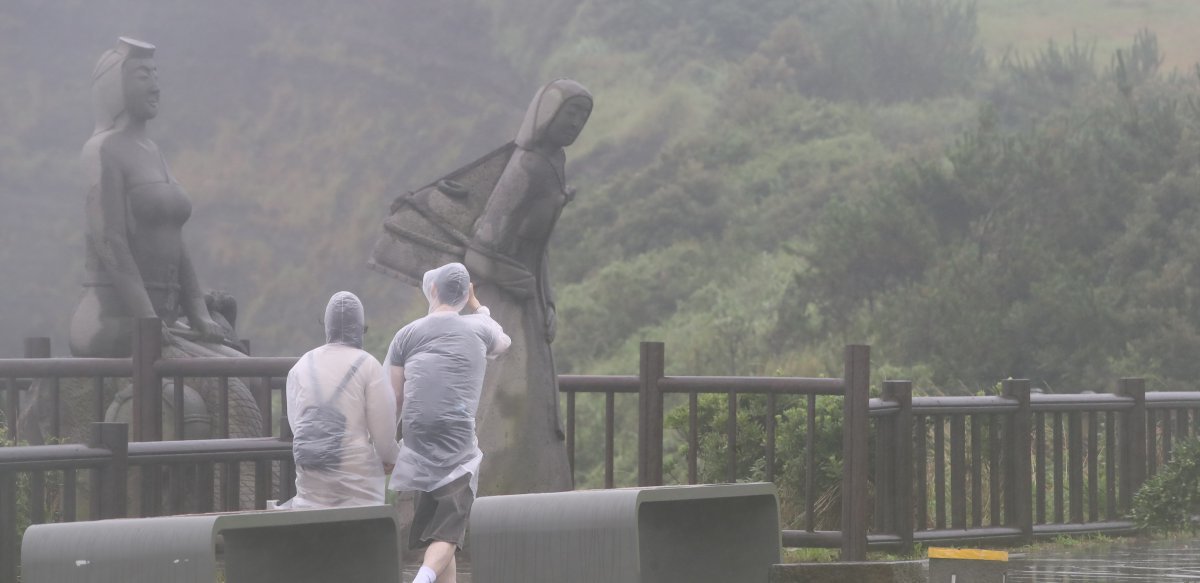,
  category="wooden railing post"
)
[23,338,54,438]
[883,380,914,552]
[22,337,52,539]
[14,338,53,444]
[1002,379,1032,543]
[1117,378,1146,512]
[132,317,163,442]
[92,422,129,519]
[841,345,870,561]
[0,466,16,583]
[638,341,665,487]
